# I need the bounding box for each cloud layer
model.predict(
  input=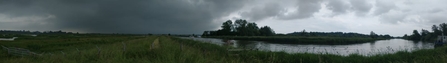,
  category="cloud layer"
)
[0,0,446,36]
[0,0,247,34]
